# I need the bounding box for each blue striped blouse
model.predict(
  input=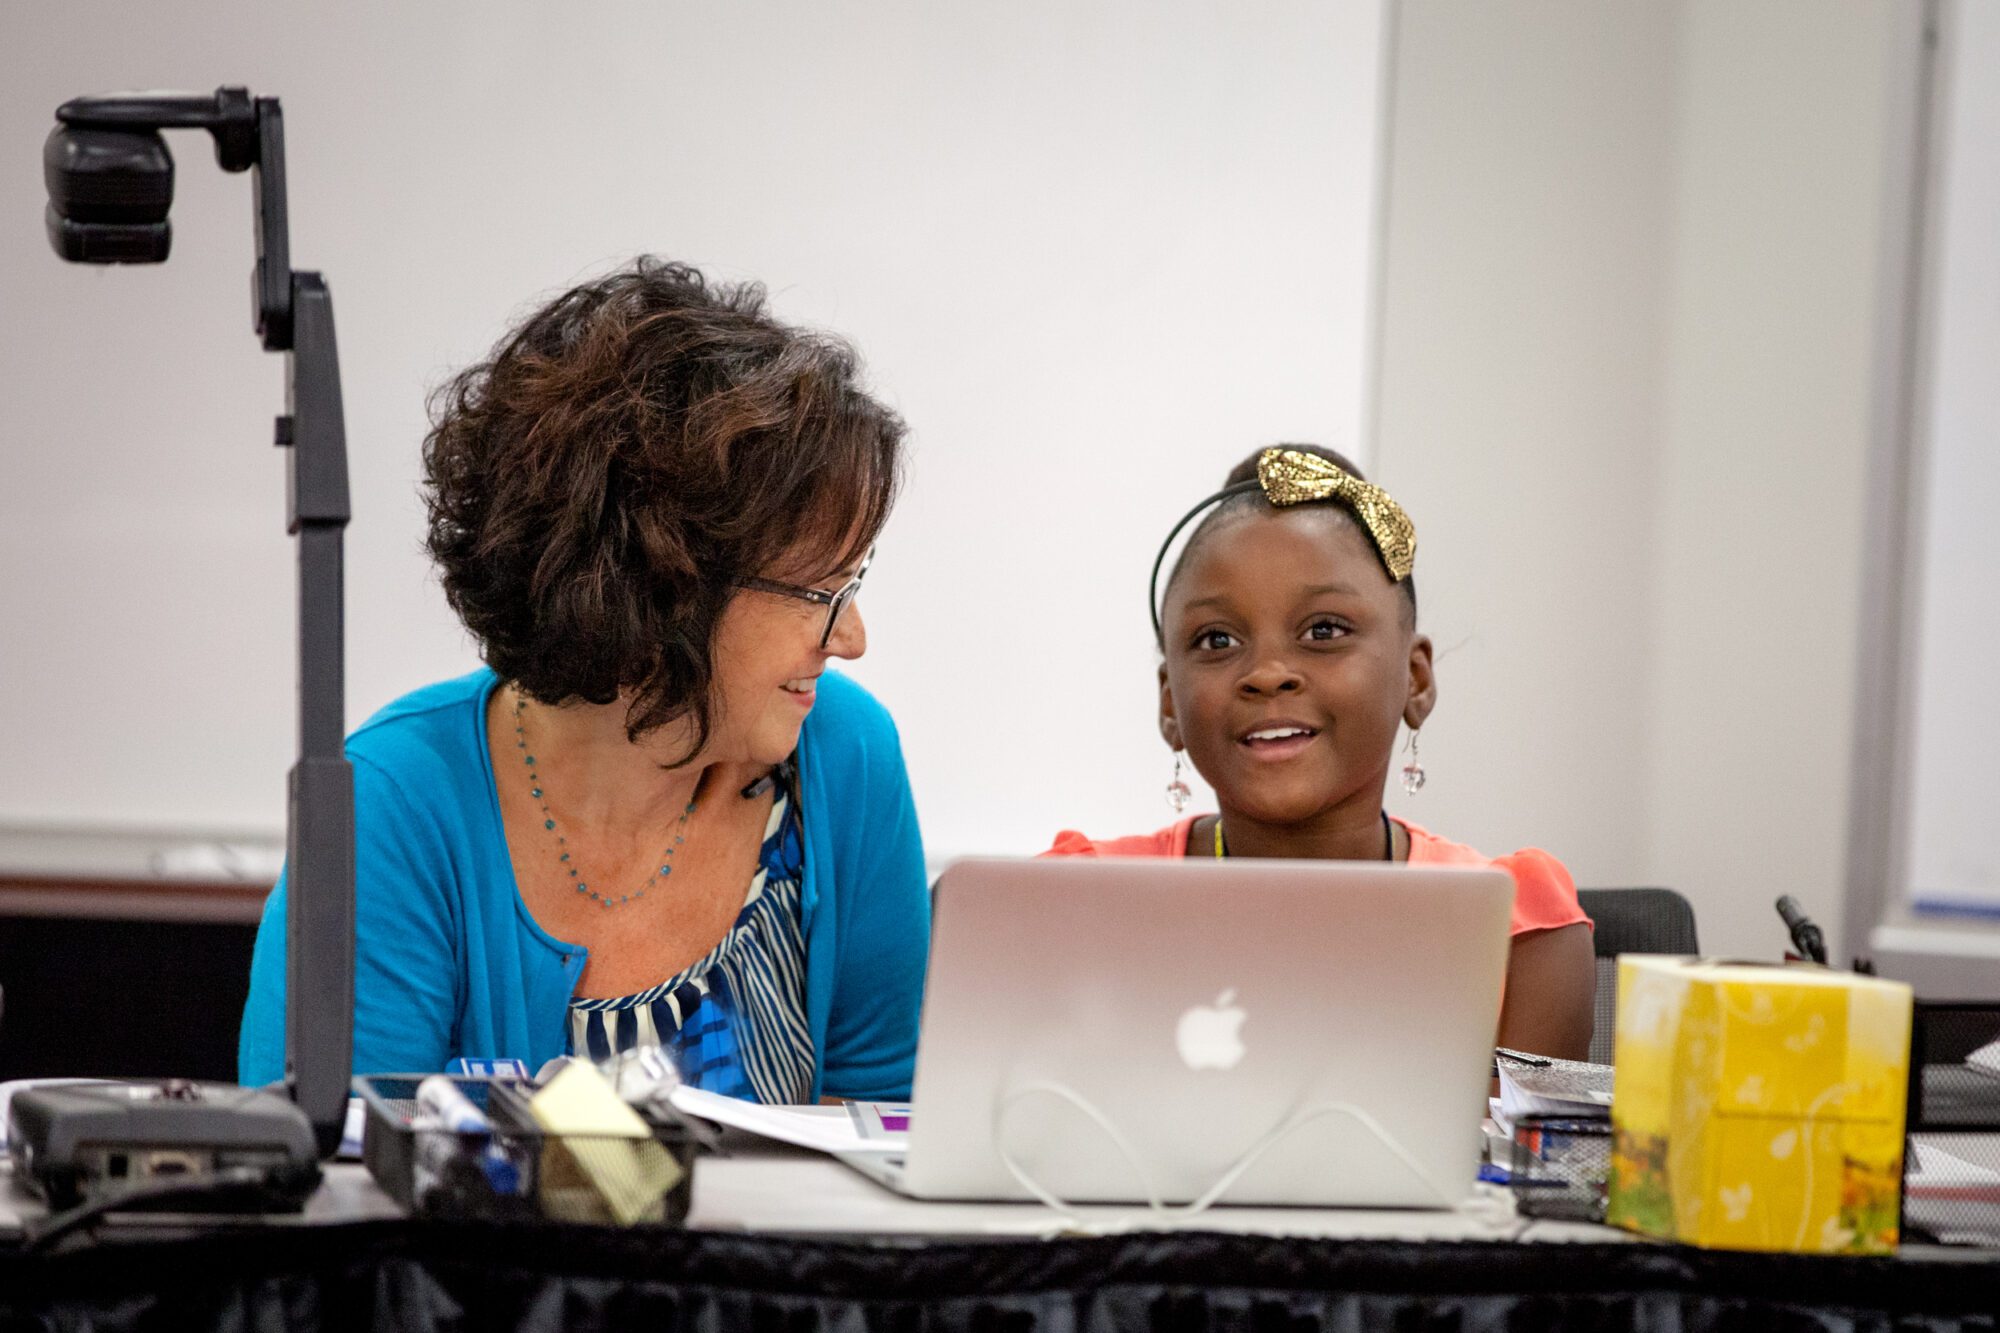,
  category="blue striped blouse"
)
[567,792,815,1104]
